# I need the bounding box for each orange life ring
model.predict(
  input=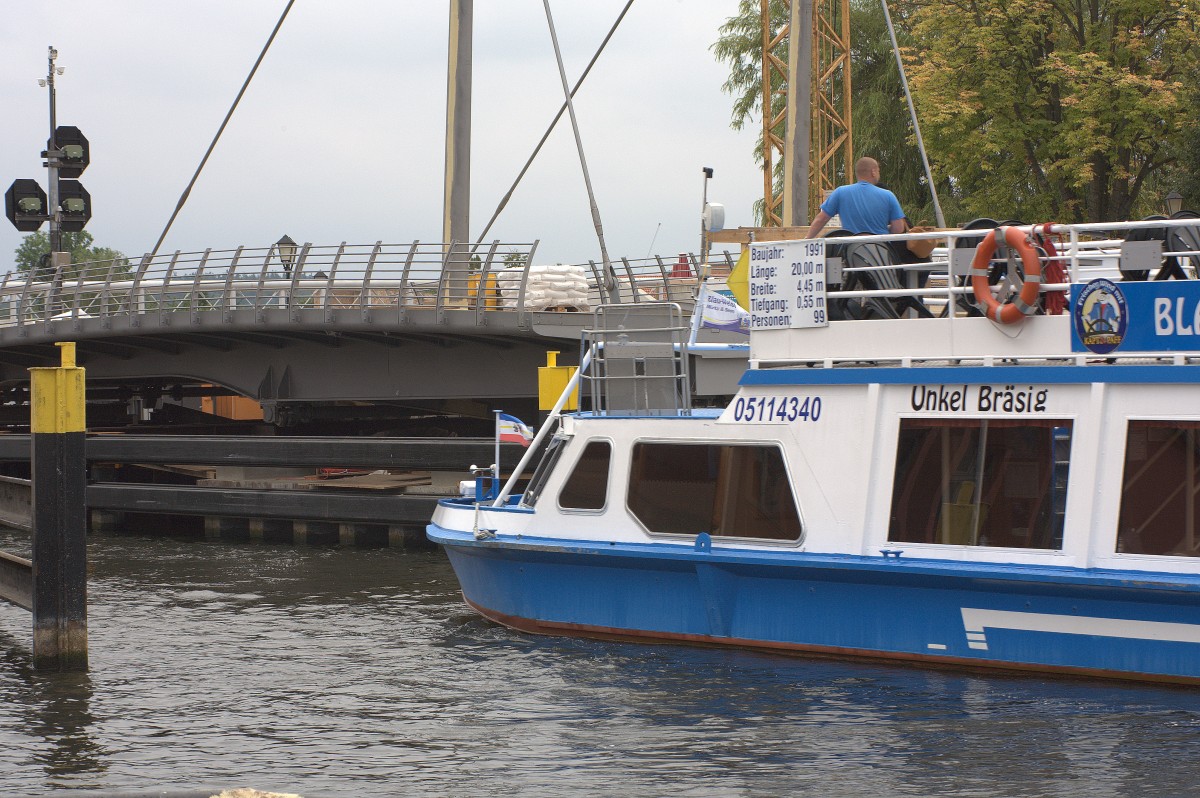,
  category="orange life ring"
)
[970,226,1043,324]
